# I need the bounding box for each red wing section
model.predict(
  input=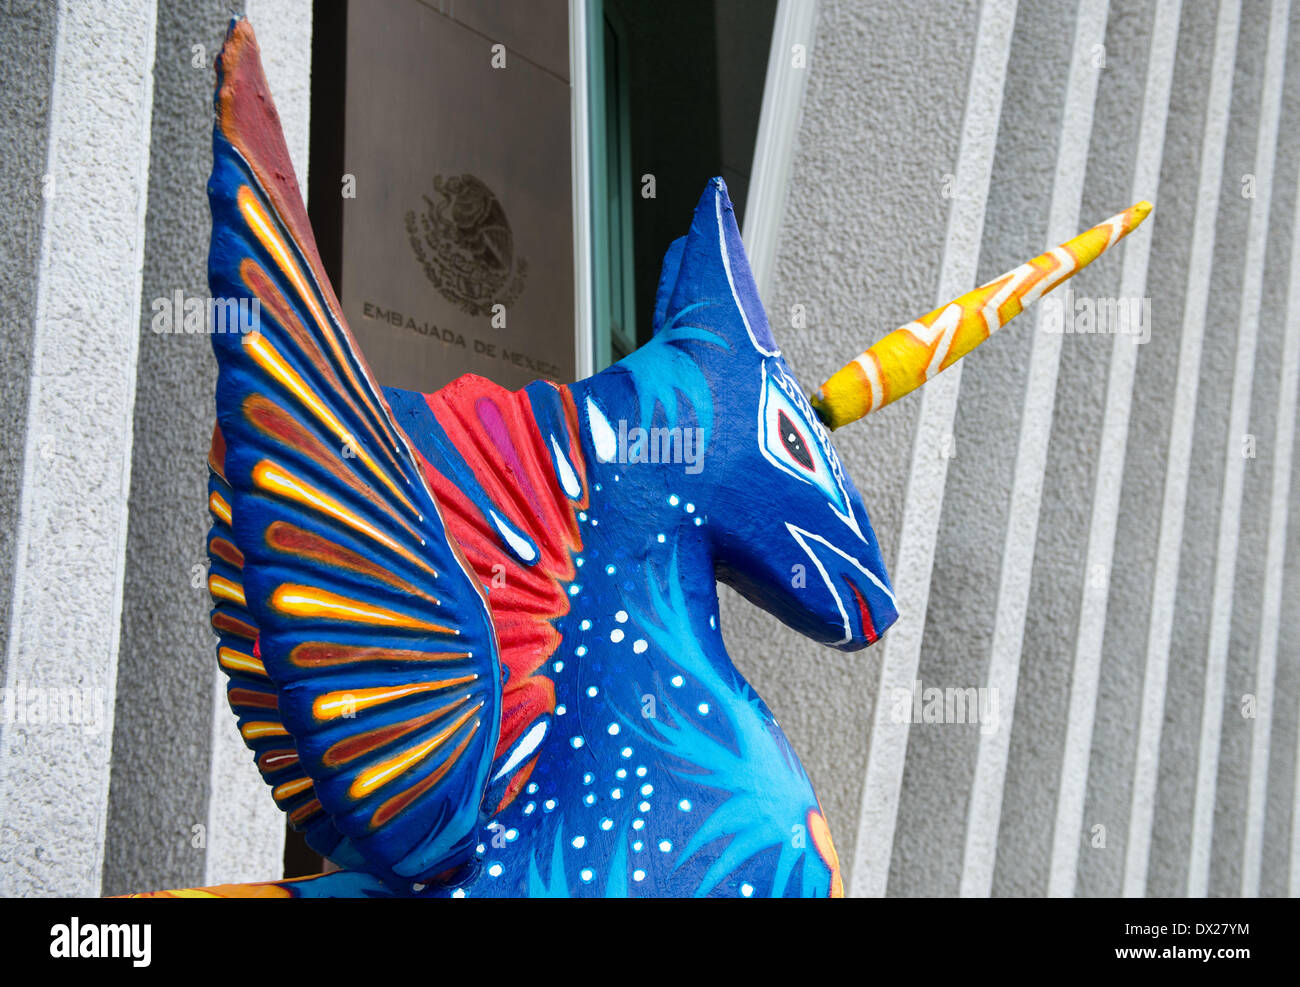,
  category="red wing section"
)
[384,377,588,814]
